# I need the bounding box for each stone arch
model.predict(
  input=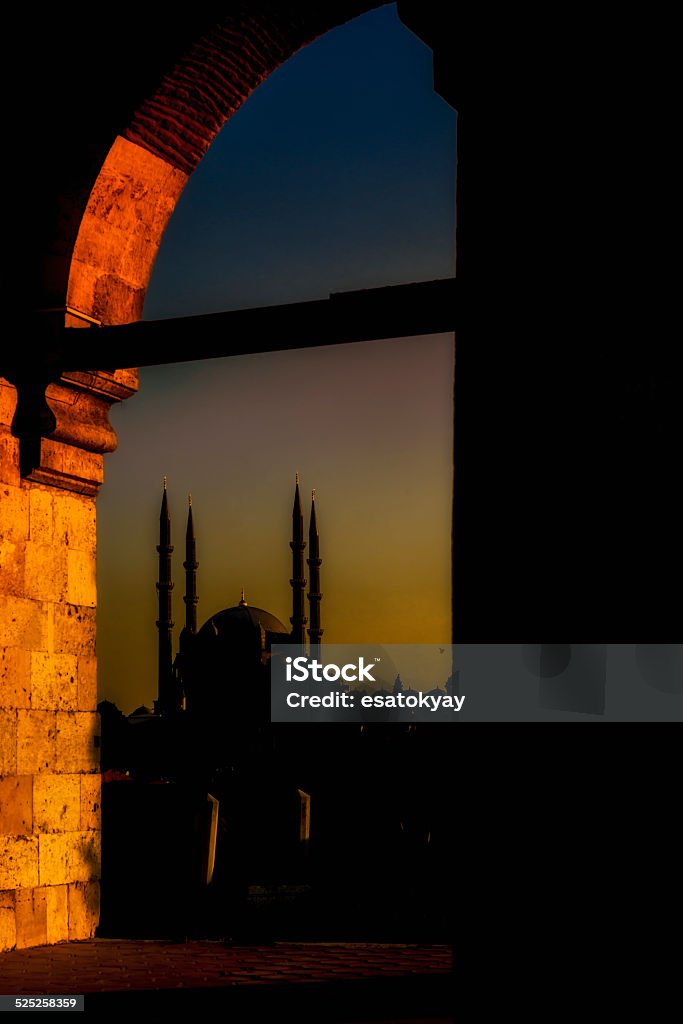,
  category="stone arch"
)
[5,2,456,953]
[66,3,387,329]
